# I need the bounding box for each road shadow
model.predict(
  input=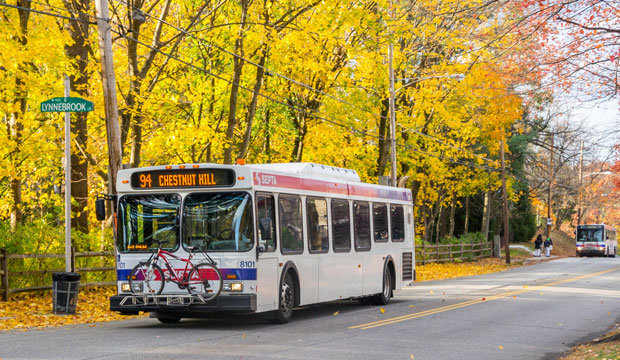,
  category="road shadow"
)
[120,298,402,331]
